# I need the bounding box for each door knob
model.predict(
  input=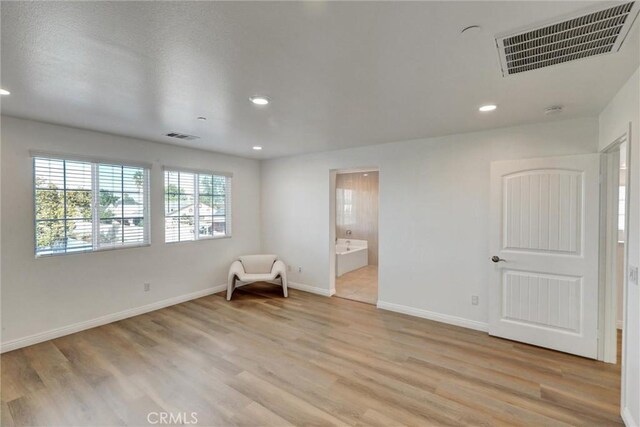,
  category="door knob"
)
[491,256,506,263]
